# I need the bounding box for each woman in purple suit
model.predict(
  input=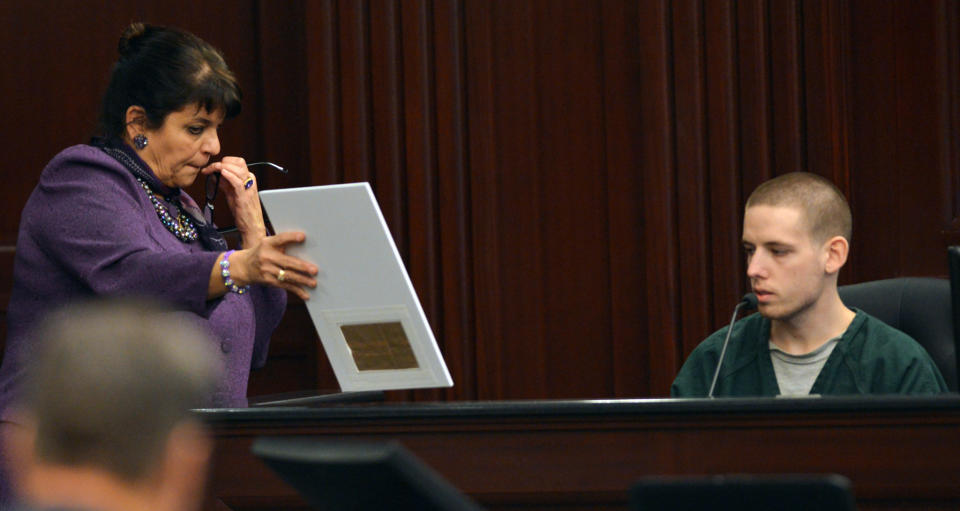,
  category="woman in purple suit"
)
[0,23,319,417]
[0,24,321,503]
